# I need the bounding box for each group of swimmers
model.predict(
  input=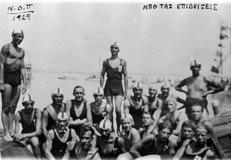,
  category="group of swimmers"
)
[0,29,230,160]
